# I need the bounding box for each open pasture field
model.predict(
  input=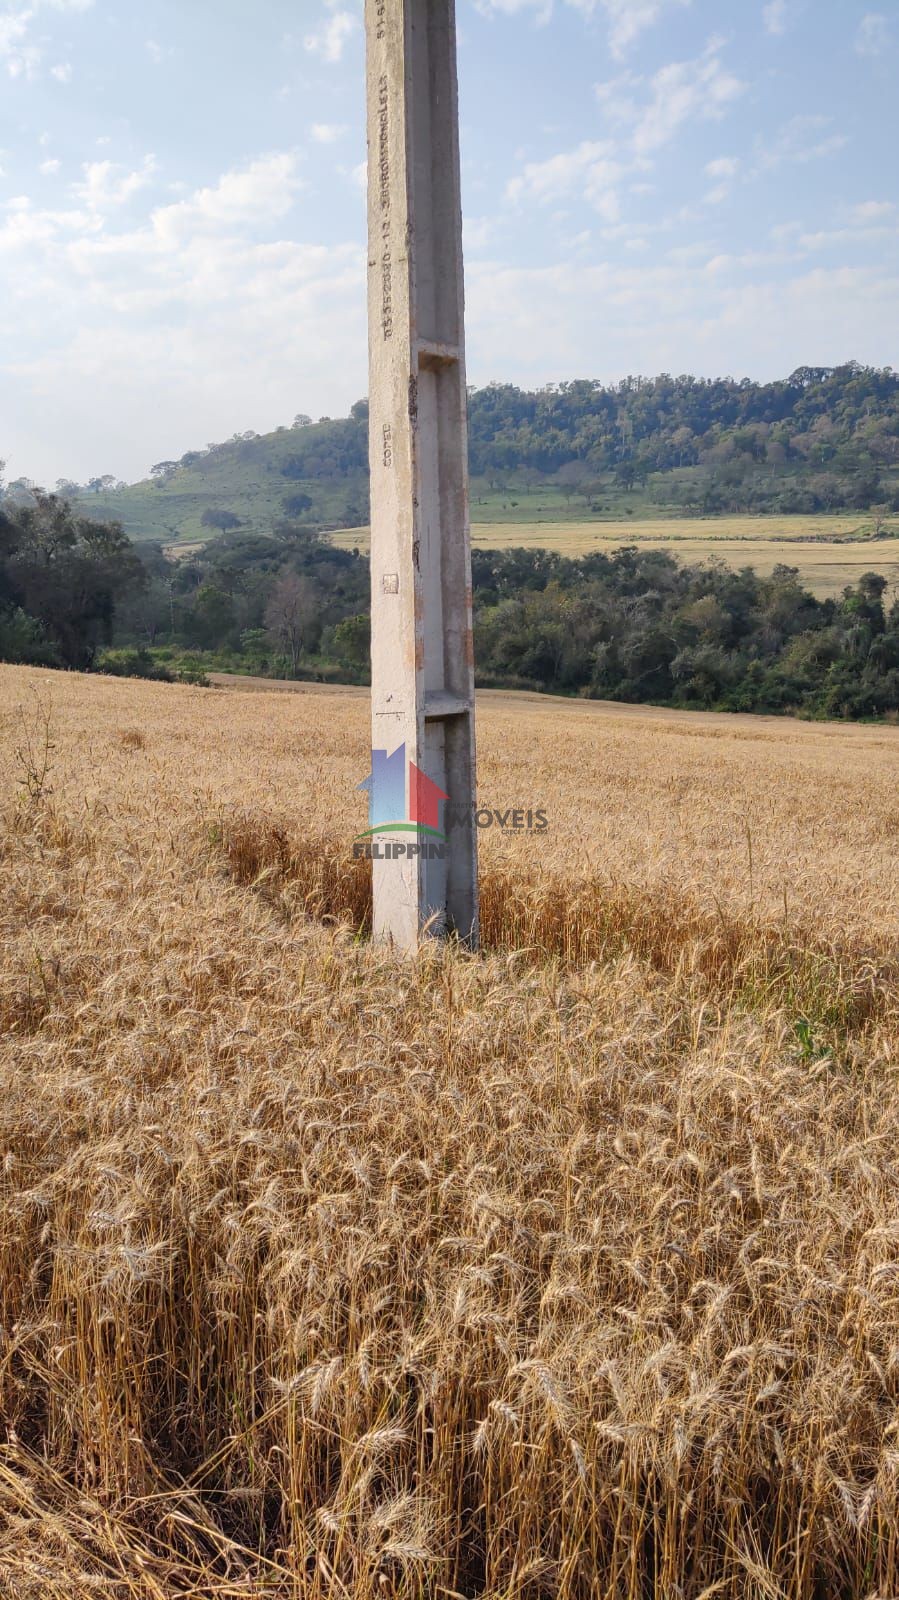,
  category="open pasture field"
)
[331,514,899,598]
[2,664,899,1597]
